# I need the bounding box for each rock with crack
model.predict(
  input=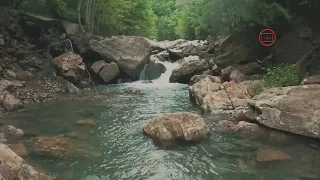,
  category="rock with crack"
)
[0,142,53,180]
[189,75,250,114]
[86,36,151,80]
[56,76,80,94]
[143,112,210,142]
[249,84,320,138]
[52,52,86,84]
